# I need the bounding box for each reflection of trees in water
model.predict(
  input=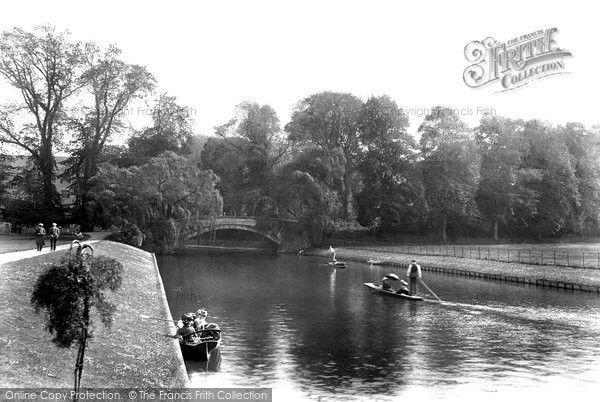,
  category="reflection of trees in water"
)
[162,252,600,396]
[285,289,413,393]
[202,262,286,382]
[232,305,294,383]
